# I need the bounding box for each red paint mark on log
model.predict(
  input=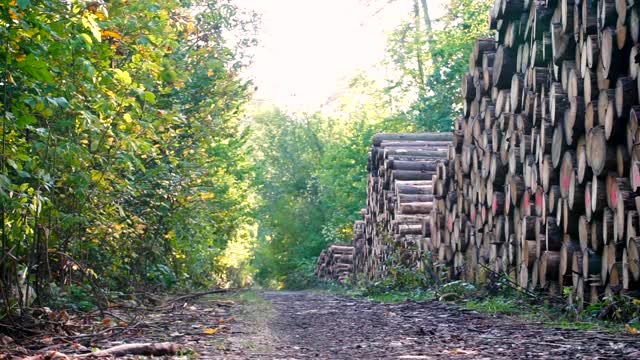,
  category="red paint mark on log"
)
[562,174,570,192]
[585,191,591,210]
